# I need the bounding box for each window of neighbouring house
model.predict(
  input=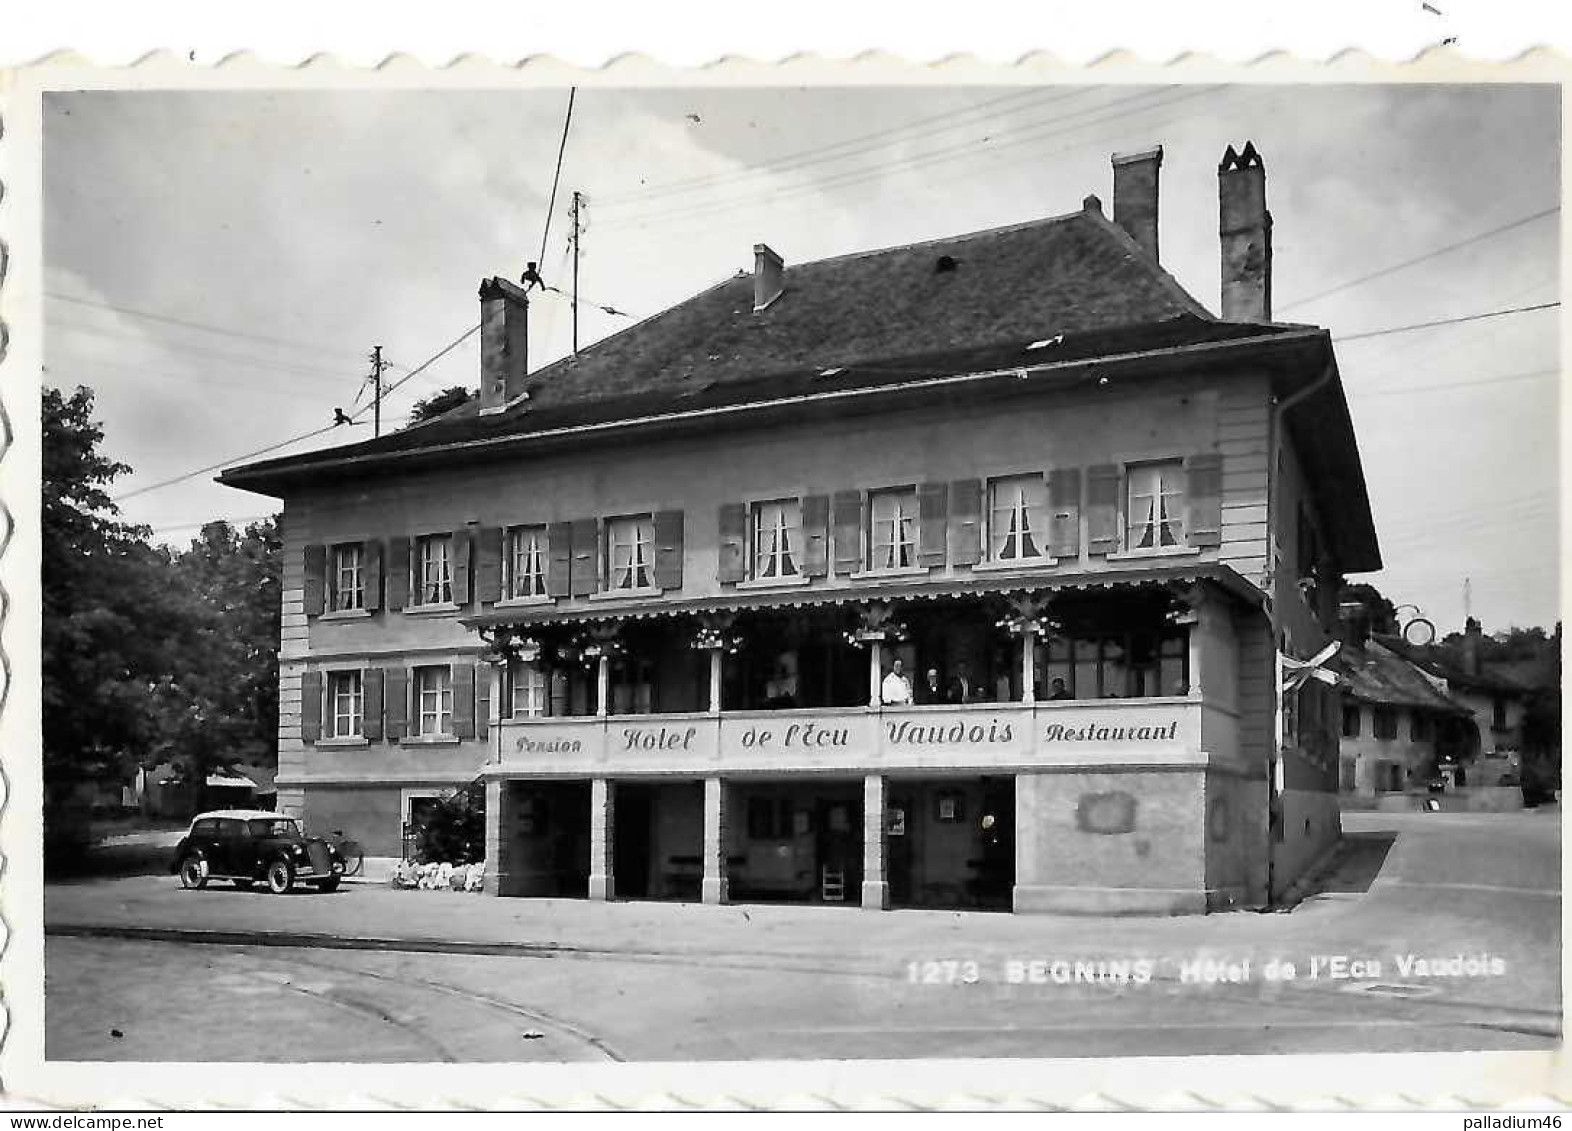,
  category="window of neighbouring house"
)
[330,543,364,611]
[1342,704,1361,738]
[414,534,453,605]
[414,665,454,736]
[869,488,918,570]
[508,661,548,718]
[506,525,548,600]
[1492,697,1509,731]
[988,475,1046,561]
[327,670,363,738]
[751,499,800,580]
[1126,462,1185,550]
[1411,712,1432,742]
[1373,706,1398,740]
[605,515,655,591]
